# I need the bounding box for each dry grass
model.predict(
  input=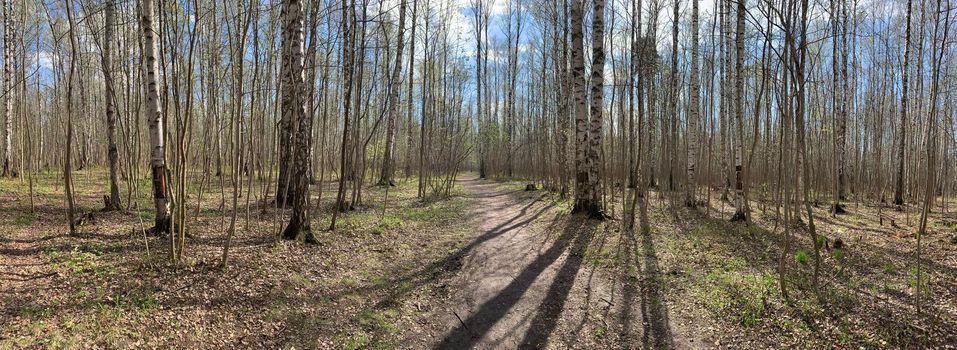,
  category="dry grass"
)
[2,170,955,348]
[0,168,474,349]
